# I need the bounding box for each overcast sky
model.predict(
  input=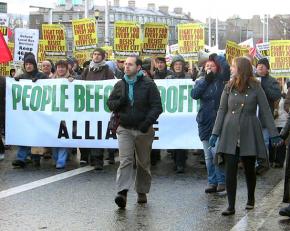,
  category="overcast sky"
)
[4,0,289,22]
